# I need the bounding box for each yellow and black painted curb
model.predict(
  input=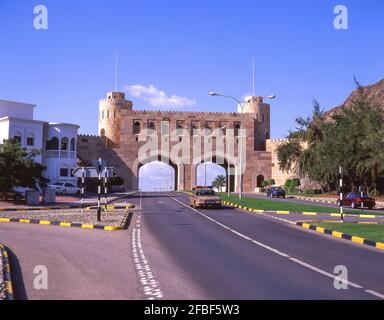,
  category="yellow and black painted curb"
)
[85,204,135,211]
[0,244,13,300]
[0,205,82,212]
[296,221,384,251]
[221,201,383,219]
[0,214,131,232]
